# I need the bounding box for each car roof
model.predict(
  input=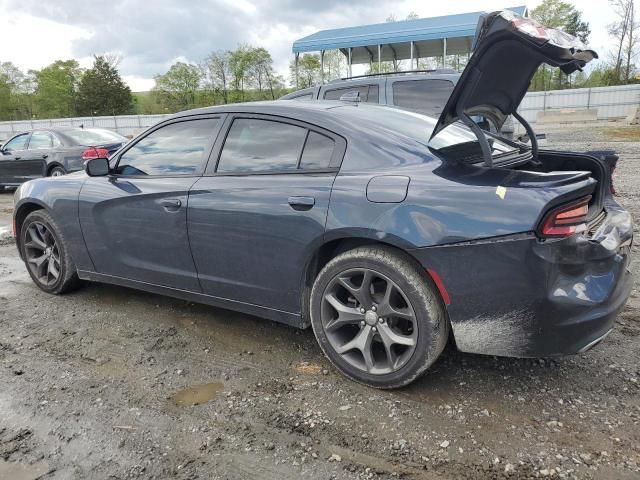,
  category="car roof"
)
[170,101,439,141]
